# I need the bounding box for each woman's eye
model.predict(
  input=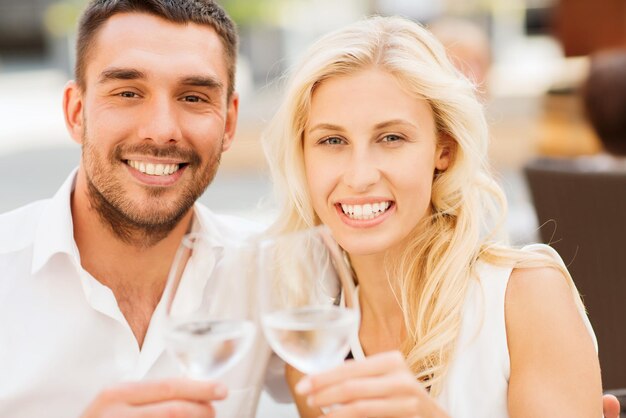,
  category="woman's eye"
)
[382,134,403,143]
[321,136,344,145]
